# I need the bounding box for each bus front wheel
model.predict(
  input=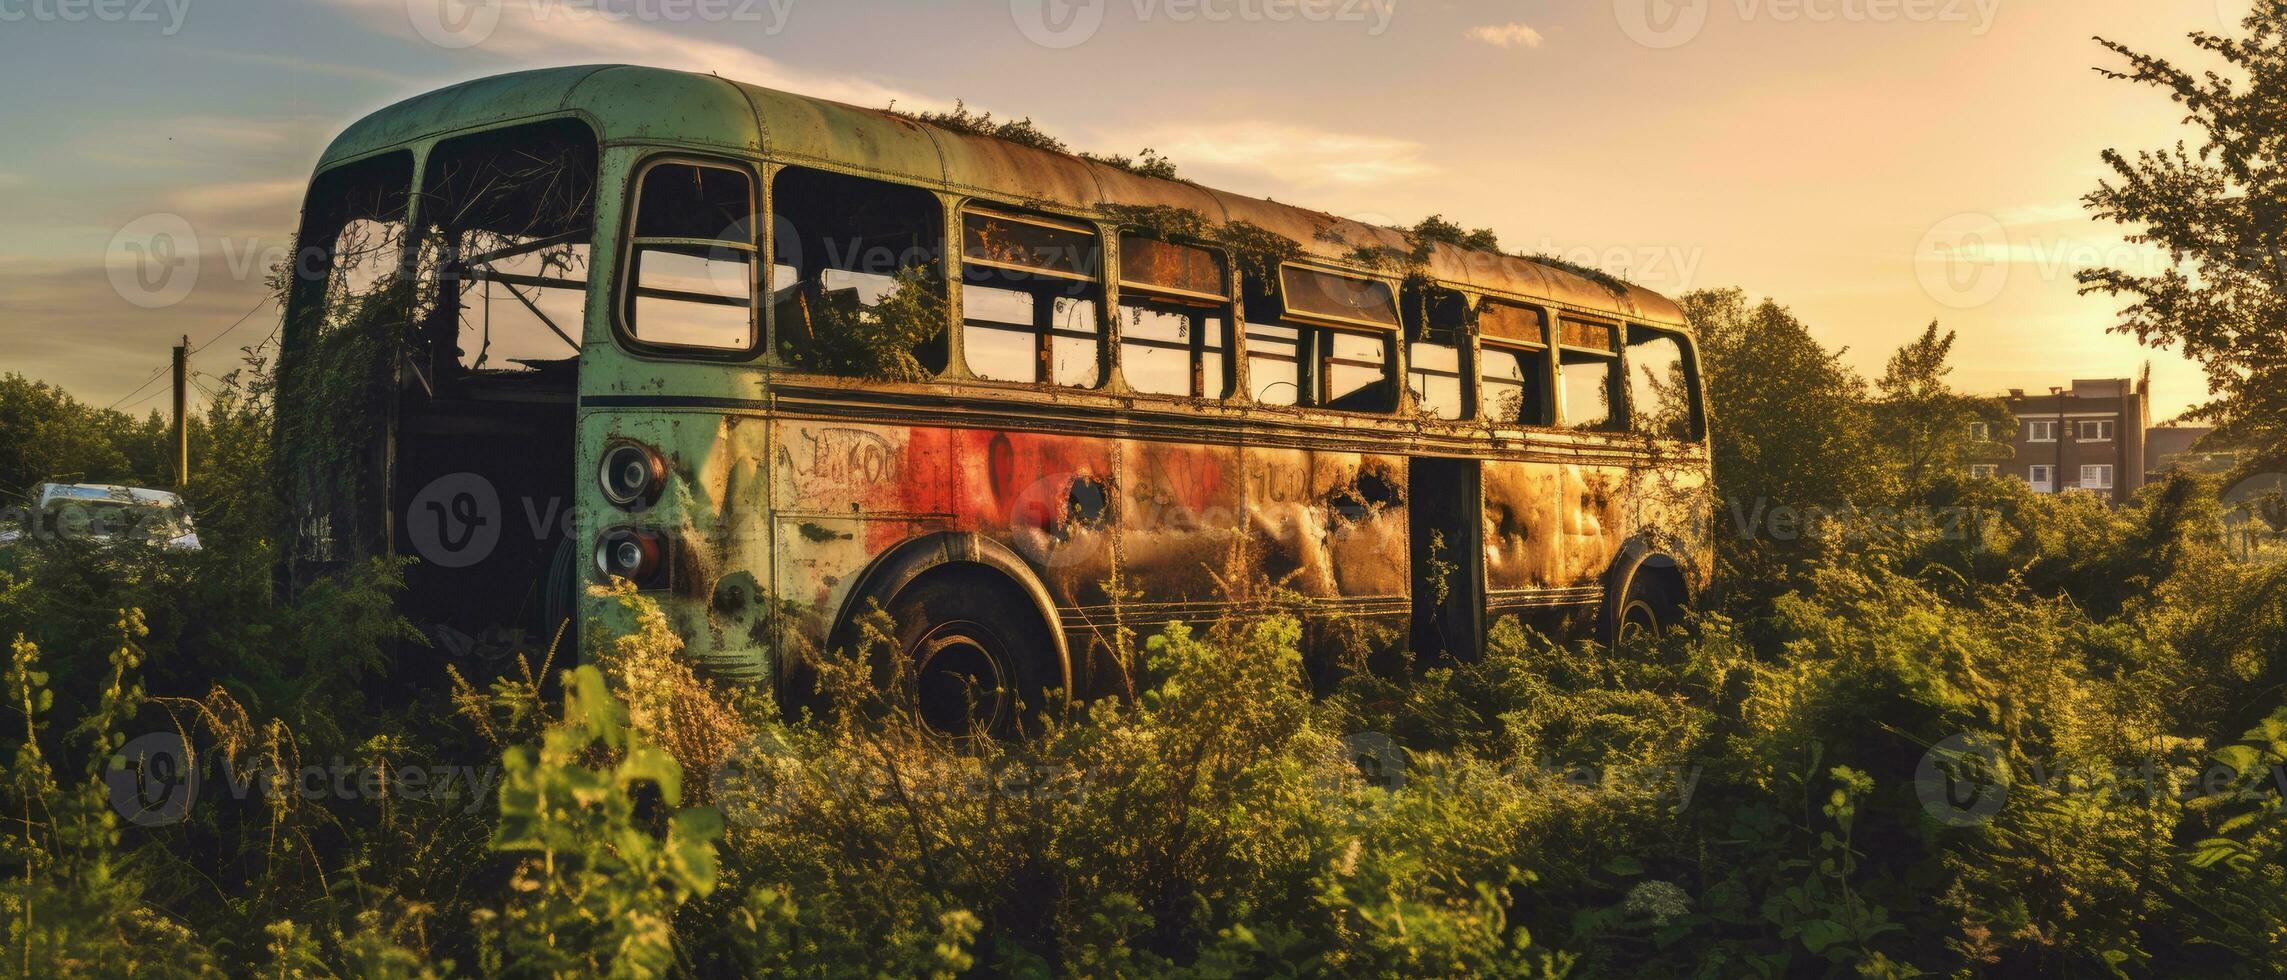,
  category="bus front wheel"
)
[883,573,1059,739]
